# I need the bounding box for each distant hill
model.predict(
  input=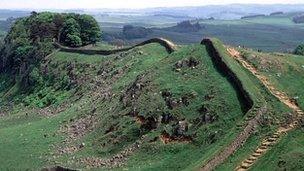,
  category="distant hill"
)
[163,20,203,33]
[0,9,30,20]
[91,4,304,20]
[1,4,304,21]
[122,25,152,39]
[293,14,304,23]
